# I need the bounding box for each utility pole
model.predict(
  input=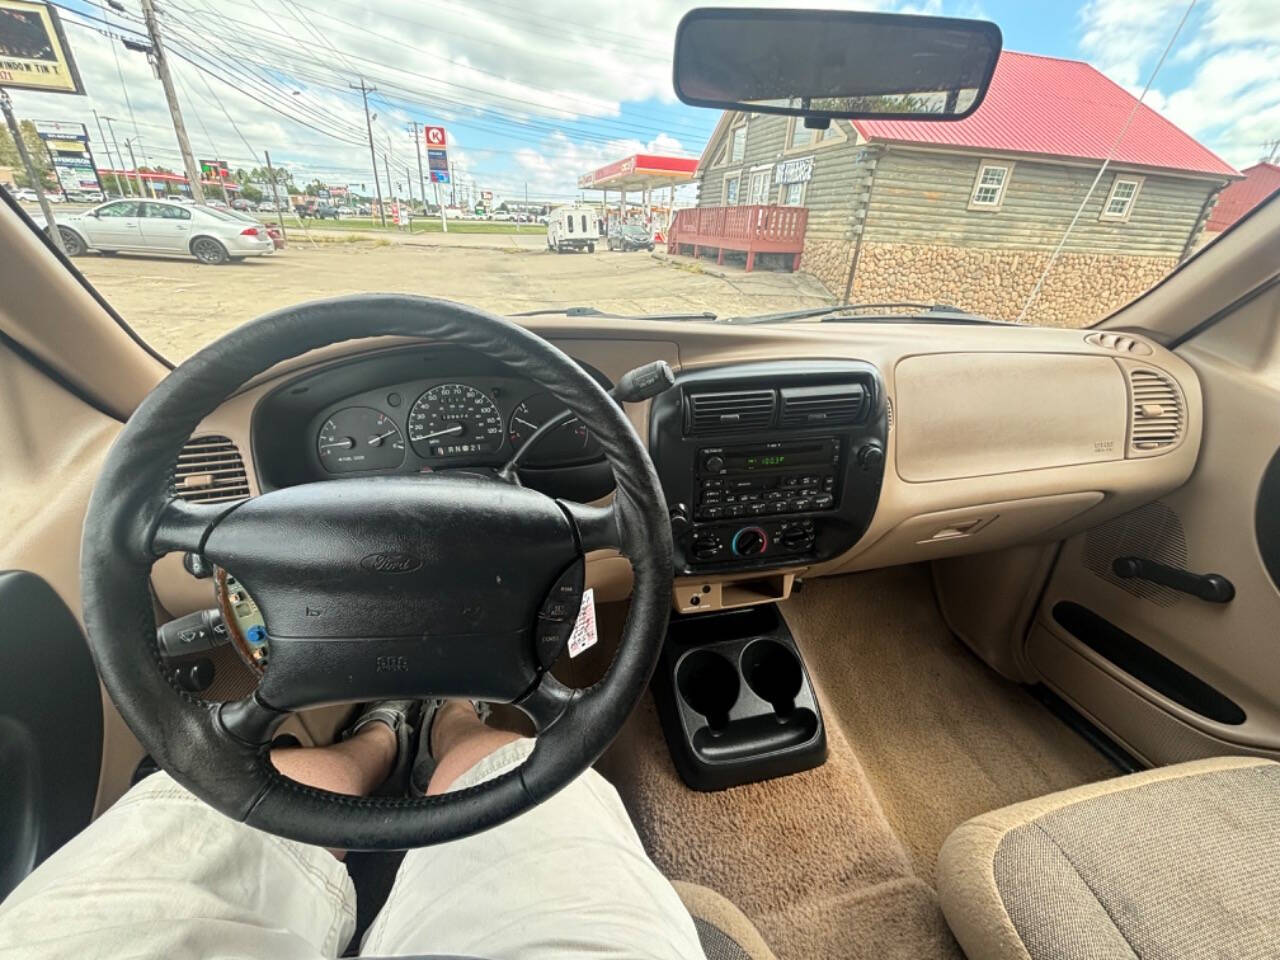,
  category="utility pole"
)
[140,0,205,204]
[382,146,395,228]
[1,88,65,253]
[449,161,457,206]
[92,110,122,198]
[123,138,147,198]
[102,115,131,196]
[409,121,427,217]
[264,149,287,246]
[350,78,386,227]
